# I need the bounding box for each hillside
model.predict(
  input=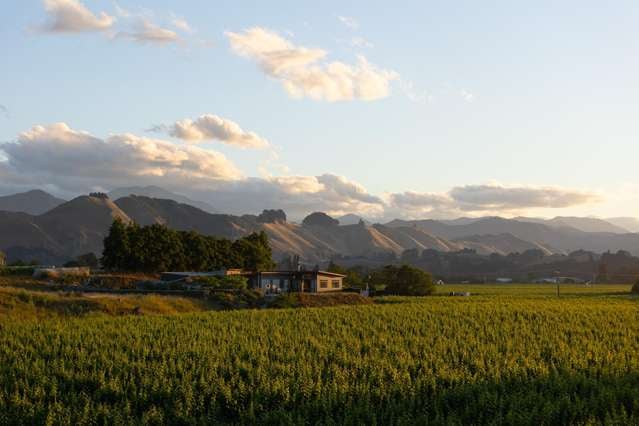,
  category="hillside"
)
[453,233,555,256]
[516,216,628,234]
[35,195,132,258]
[114,195,252,239]
[0,194,130,264]
[388,217,639,255]
[109,186,217,214]
[2,192,639,265]
[607,217,639,233]
[0,190,65,215]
